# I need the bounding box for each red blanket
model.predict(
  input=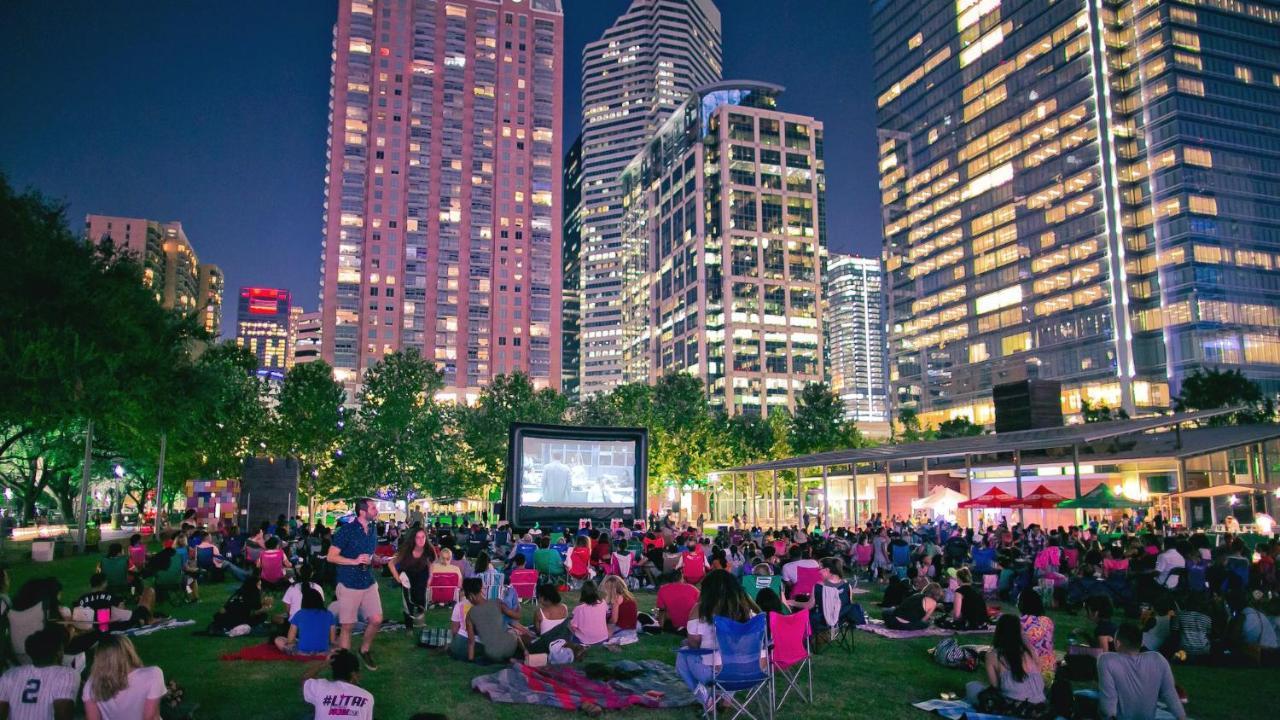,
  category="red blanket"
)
[219,642,322,662]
